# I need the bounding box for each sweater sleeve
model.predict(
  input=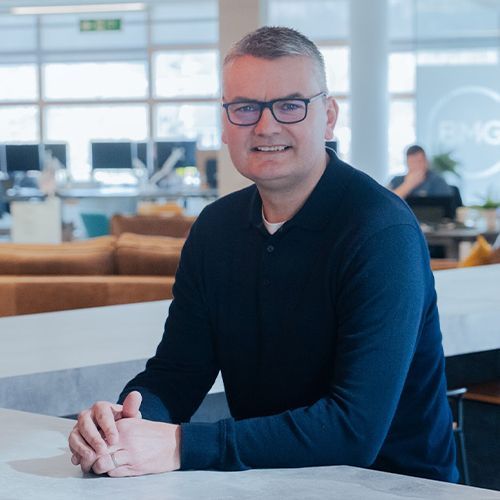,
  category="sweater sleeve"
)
[118,218,220,424]
[180,224,432,470]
